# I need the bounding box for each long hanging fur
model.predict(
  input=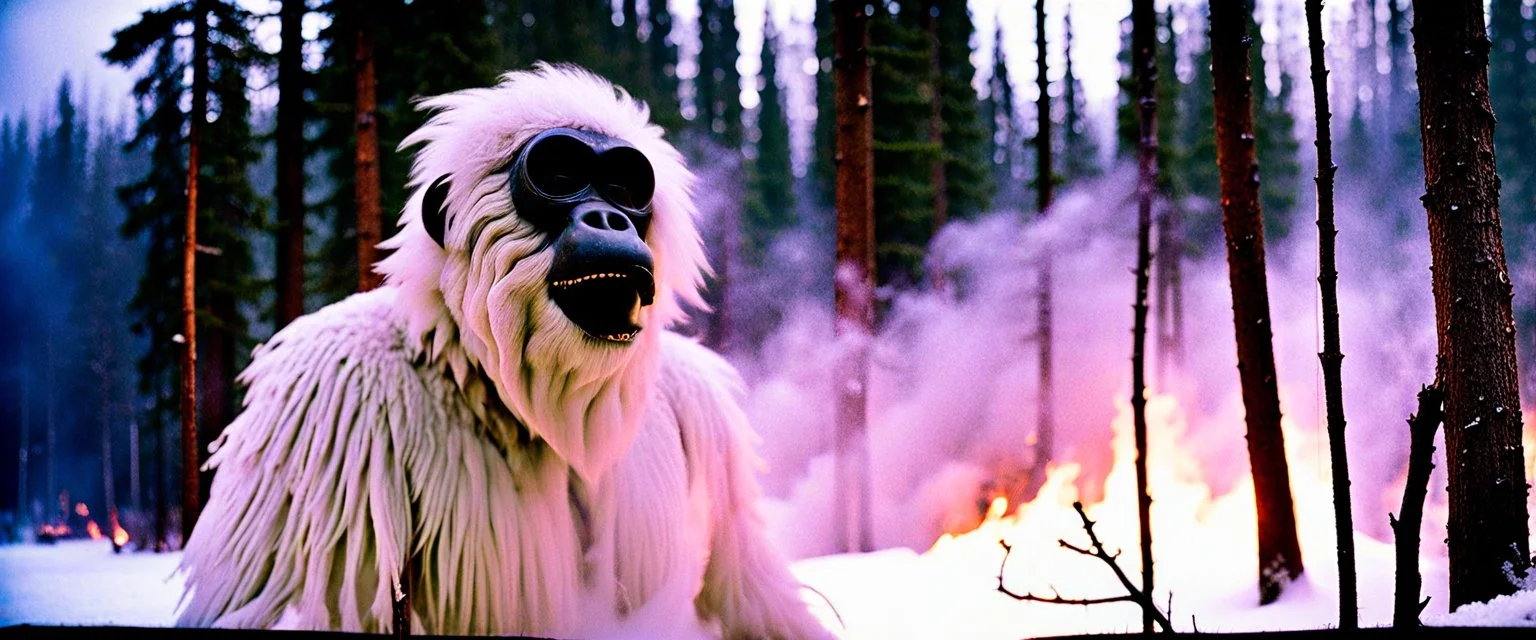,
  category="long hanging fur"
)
[176,65,828,639]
